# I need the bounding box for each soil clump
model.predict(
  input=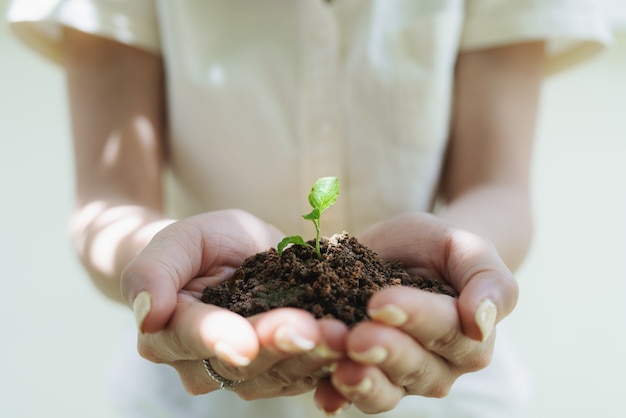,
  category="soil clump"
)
[202,233,457,326]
